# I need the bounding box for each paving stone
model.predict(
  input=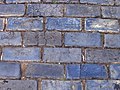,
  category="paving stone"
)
[42,80,82,90]
[6,0,41,3]
[43,48,81,62]
[3,47,40,61]
[0,18,4,31]
[26,64,64,79]
[115,0,120,5]
[43,0,79,3]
